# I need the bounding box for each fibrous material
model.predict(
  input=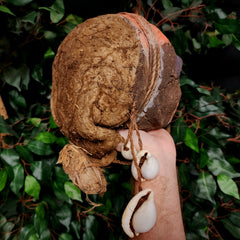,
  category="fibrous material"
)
[51,13,182,194]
